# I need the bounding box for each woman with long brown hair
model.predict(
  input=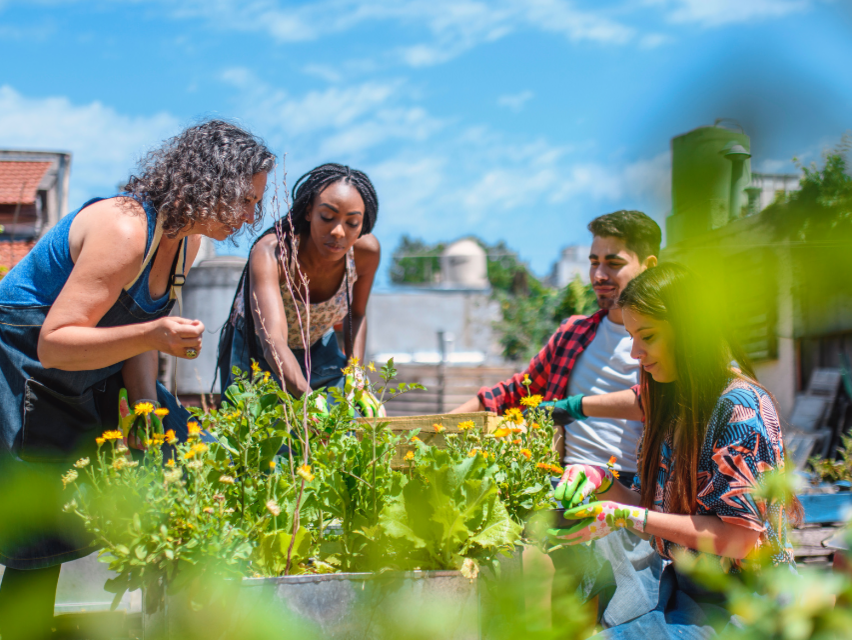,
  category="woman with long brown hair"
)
[551,262,800,636]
